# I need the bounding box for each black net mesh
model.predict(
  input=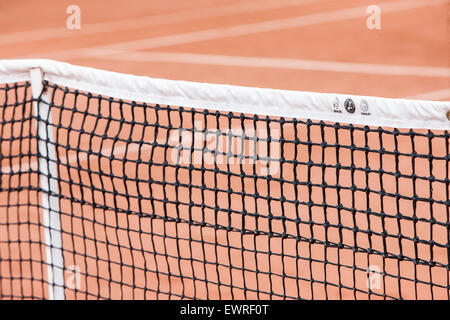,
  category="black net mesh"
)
[0,80,449,299]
